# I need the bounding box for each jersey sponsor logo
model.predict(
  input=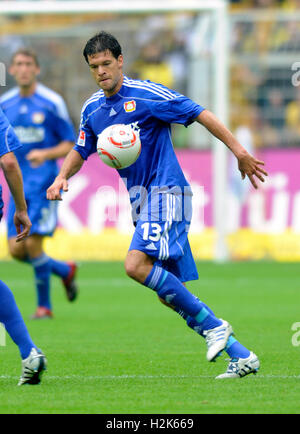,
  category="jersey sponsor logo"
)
[124,100,136,113]
[78,130,86,146]
[32,112,45,124]
[14,126,45,144]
